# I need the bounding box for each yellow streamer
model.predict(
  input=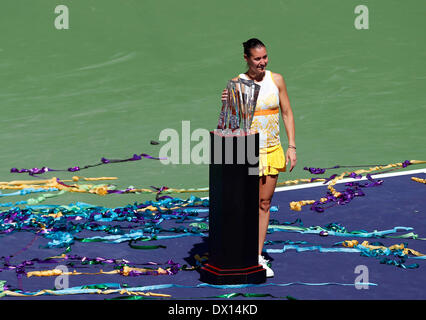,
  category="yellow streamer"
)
[1,161,424,197]
[136,202,192,213]
[342,240,425,257]
[0,176,118,196]
[412,177,426,184]
[277,178,324,187]
[0,176,116,186]
[26,266,171,278]
[1,288,170,298]
[289,160,426,211]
